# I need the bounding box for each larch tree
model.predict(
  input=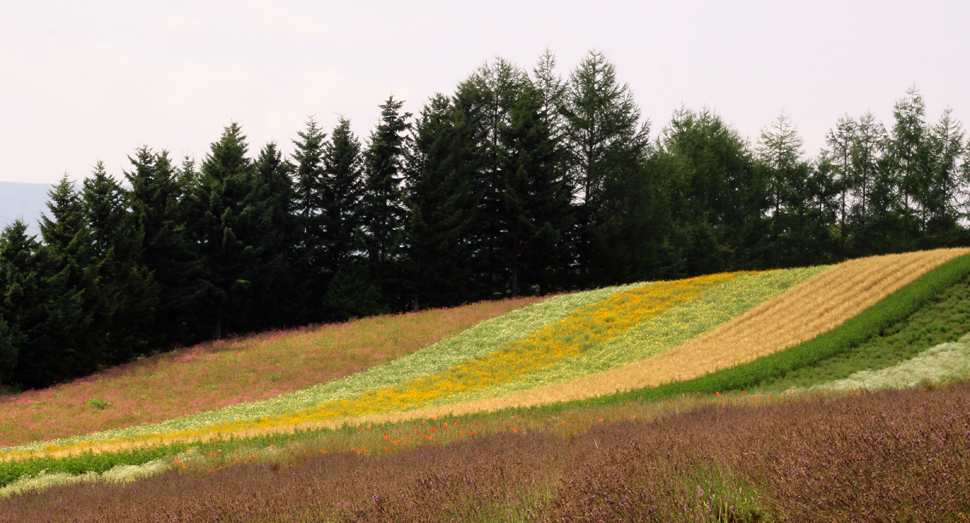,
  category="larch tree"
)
[562,50,651,286]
